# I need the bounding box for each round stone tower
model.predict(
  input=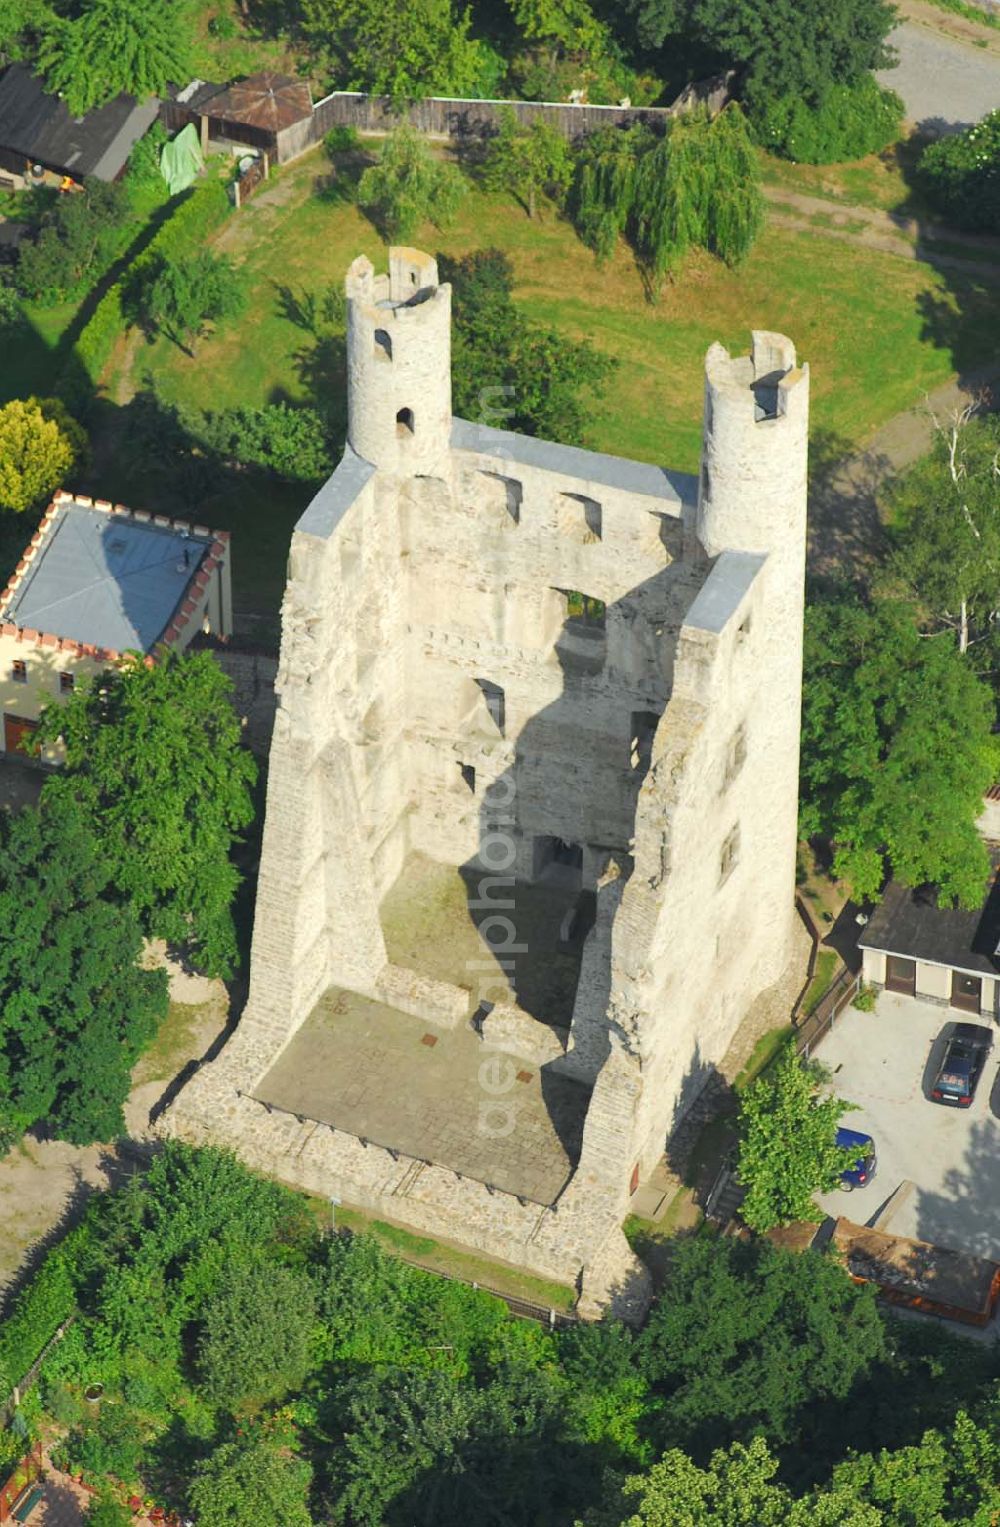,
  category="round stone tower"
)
[696,330,808,561]
[696,331,810,992]
[345,248,453,477]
